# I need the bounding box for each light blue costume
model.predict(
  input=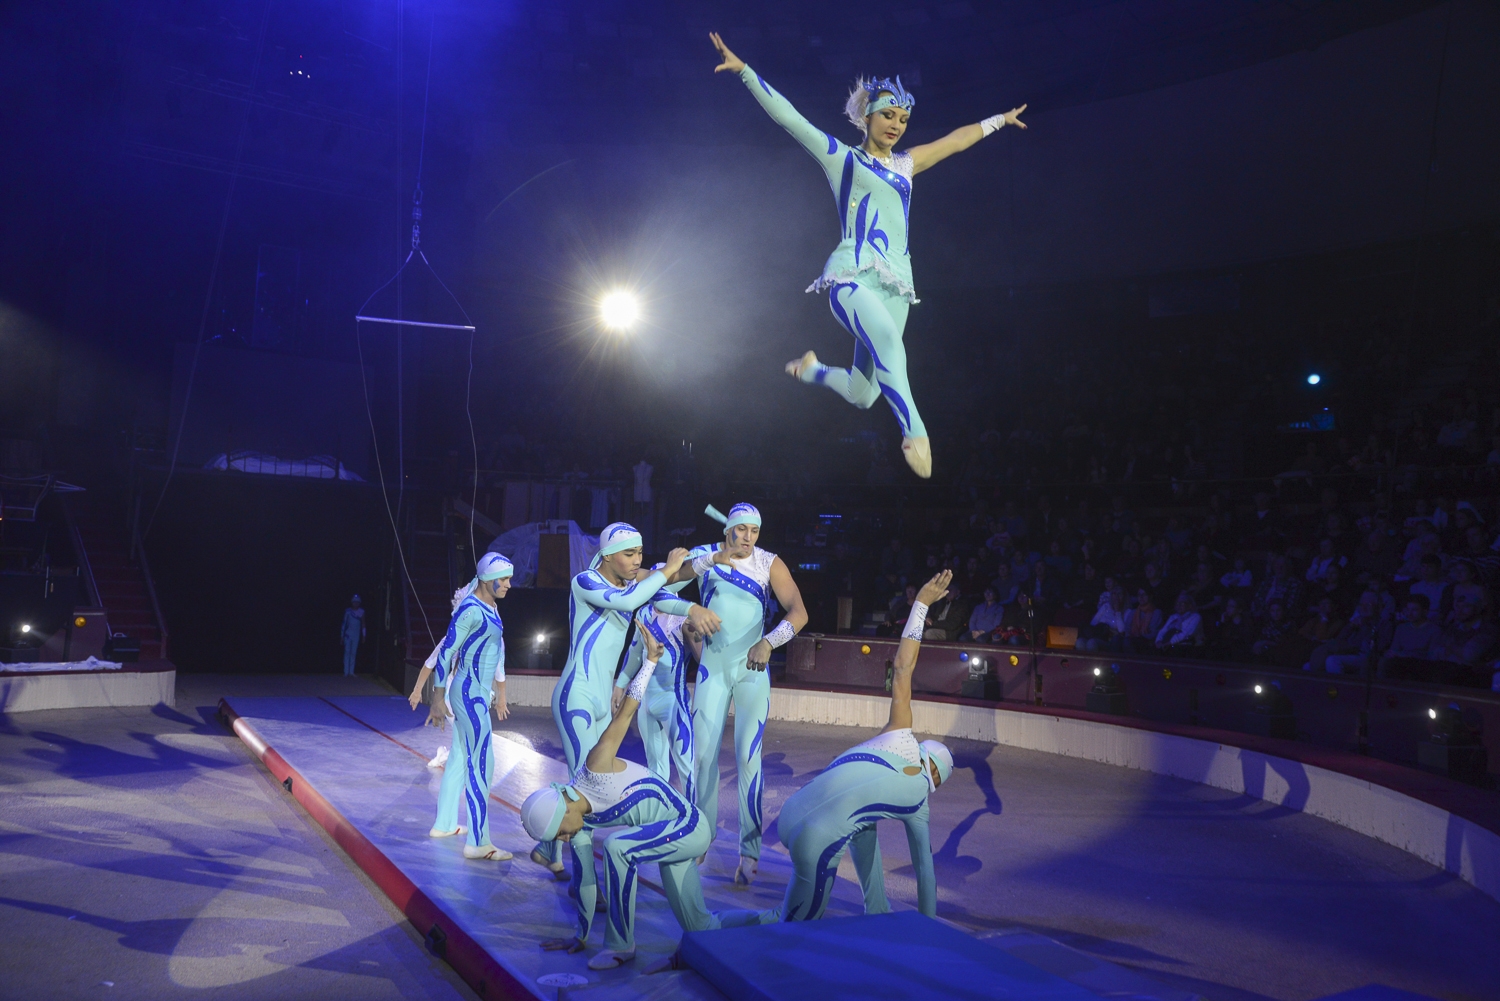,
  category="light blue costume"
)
[431,556,512,850]
[615,601,696,797]
[691,503,797,863]
[340,598,364,676]
[771,728,947,922]
[736,66,926,440]
[537,523,693,866]
[522,758,761,956]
